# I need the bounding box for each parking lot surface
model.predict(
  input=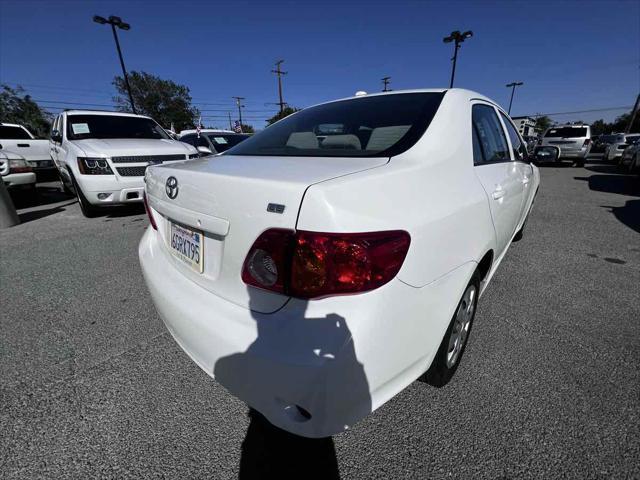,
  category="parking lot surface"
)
[1,159,638,479]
